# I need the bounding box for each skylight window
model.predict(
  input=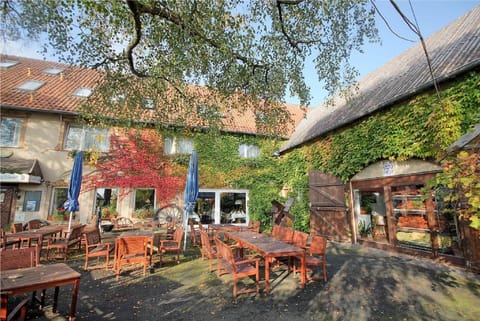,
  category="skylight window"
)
[43,67,64,75]
[144,99,155,109]
[111,94,126,103]
[16,80,45,92]
[72,87,93,98]
[0,60,19,69]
